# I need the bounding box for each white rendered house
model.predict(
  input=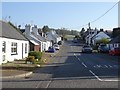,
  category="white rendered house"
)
[0,21,29,64]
